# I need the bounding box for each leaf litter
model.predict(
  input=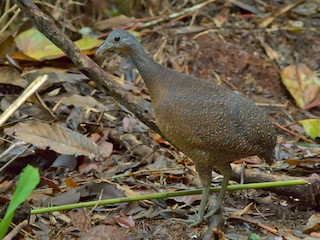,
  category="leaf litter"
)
[1,0,320,239]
